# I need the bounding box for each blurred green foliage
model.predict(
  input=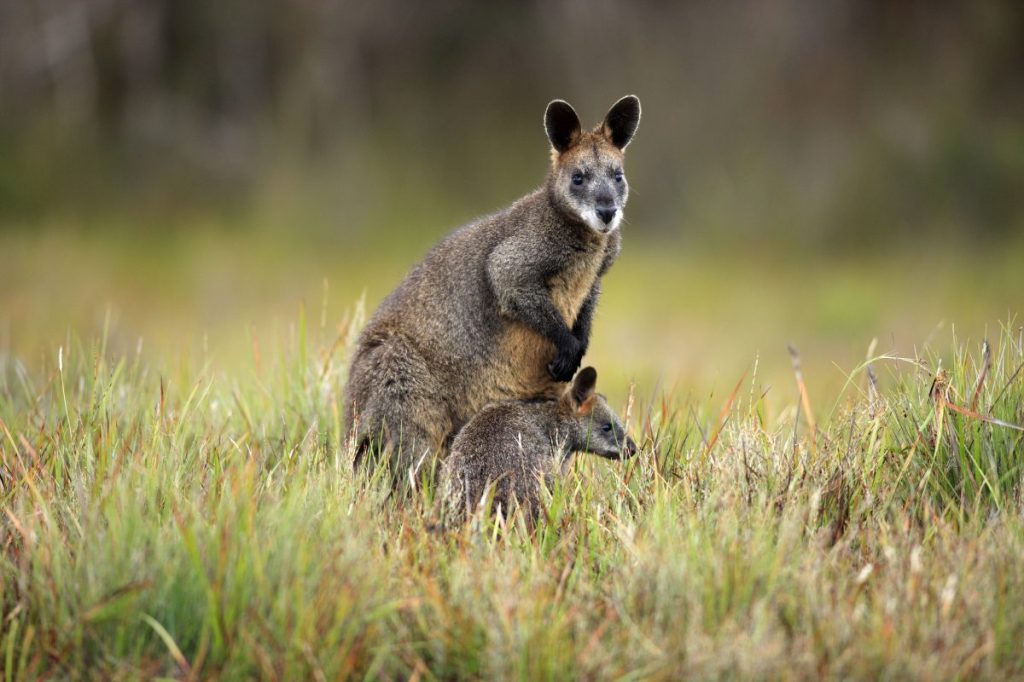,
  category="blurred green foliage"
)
[1,0,1023,405]
[2,0,1023,245]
